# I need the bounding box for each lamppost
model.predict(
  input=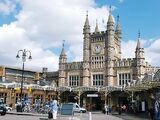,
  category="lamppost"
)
[16,49,32,107]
